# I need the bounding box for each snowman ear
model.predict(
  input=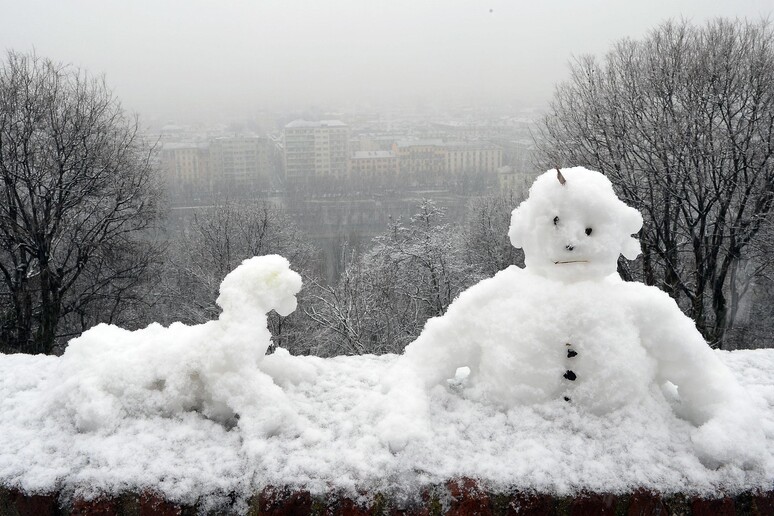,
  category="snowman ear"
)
[622,237,641,260]
[620,206,643,260]
[622,205,643,235]
[508,205,528,249]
